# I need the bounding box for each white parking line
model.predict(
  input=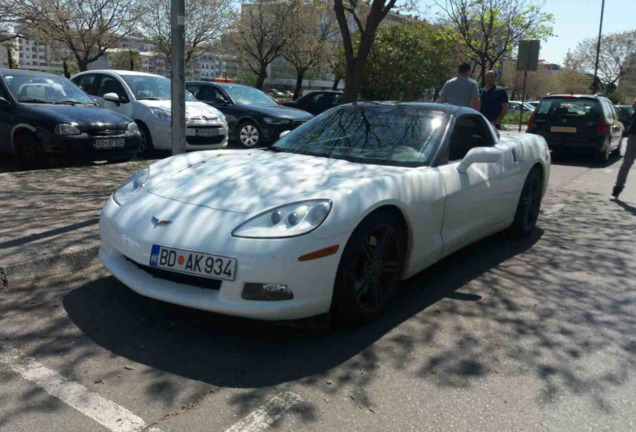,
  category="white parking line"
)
[225,392,303,432]
[542,203,566,216]
[0,346,161,432]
